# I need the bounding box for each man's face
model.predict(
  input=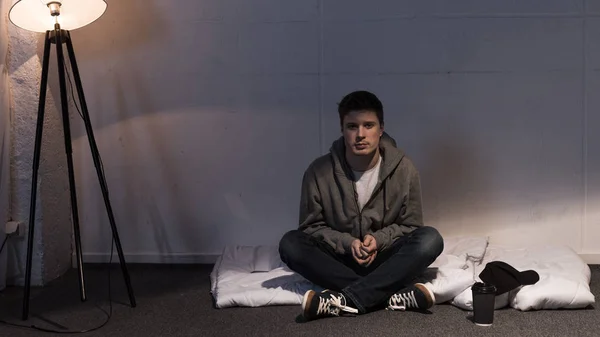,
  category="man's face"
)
[342,110,383,157]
